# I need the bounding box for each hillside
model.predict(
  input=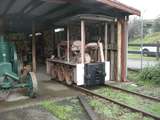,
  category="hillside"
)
[130,32,160,44]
